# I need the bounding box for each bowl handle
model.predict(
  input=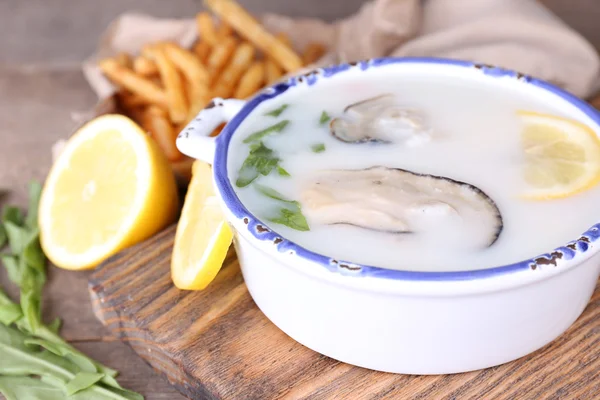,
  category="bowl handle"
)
[176,98,247,164]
